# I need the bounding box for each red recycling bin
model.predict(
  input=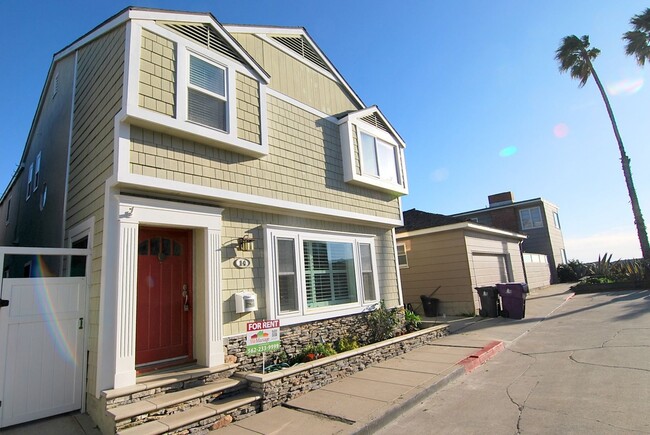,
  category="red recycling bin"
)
[496,283,528,319]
